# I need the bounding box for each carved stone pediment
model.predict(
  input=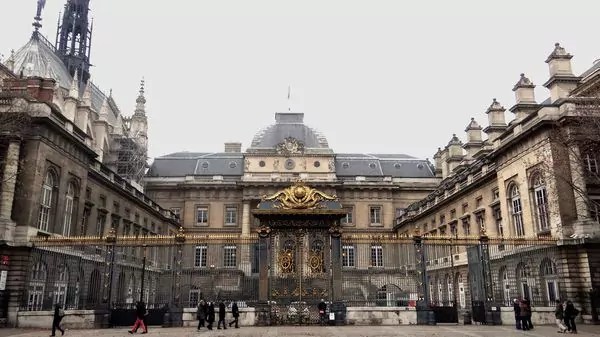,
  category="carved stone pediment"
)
[275,137,304,155]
